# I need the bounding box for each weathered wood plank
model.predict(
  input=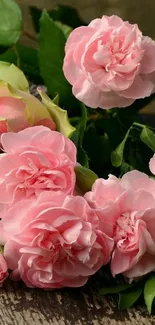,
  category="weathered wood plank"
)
[0,278,155,325]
